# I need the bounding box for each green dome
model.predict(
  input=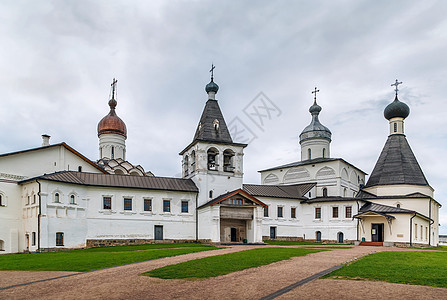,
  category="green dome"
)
[384,96,410,120]
[205,79,219,94]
